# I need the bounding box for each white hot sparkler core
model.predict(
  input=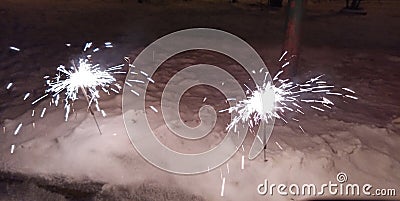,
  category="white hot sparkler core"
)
[227,82,279,130]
